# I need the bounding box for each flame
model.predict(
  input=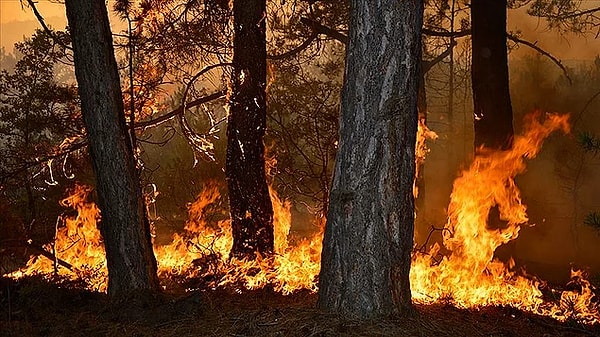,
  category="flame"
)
[155,183,322,294]
[414,118,438,198]
[411,112,598,323]
[8,184,107,292]
[4,112,598,324]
